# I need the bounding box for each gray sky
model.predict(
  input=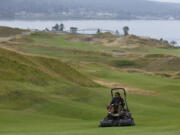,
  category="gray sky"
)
[150,0,180,3]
